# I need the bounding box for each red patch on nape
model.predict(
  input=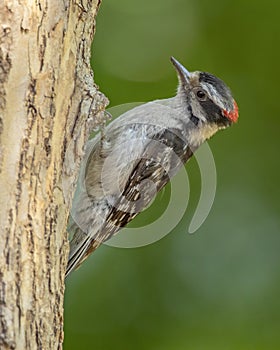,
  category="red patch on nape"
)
[222,100,239,123]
